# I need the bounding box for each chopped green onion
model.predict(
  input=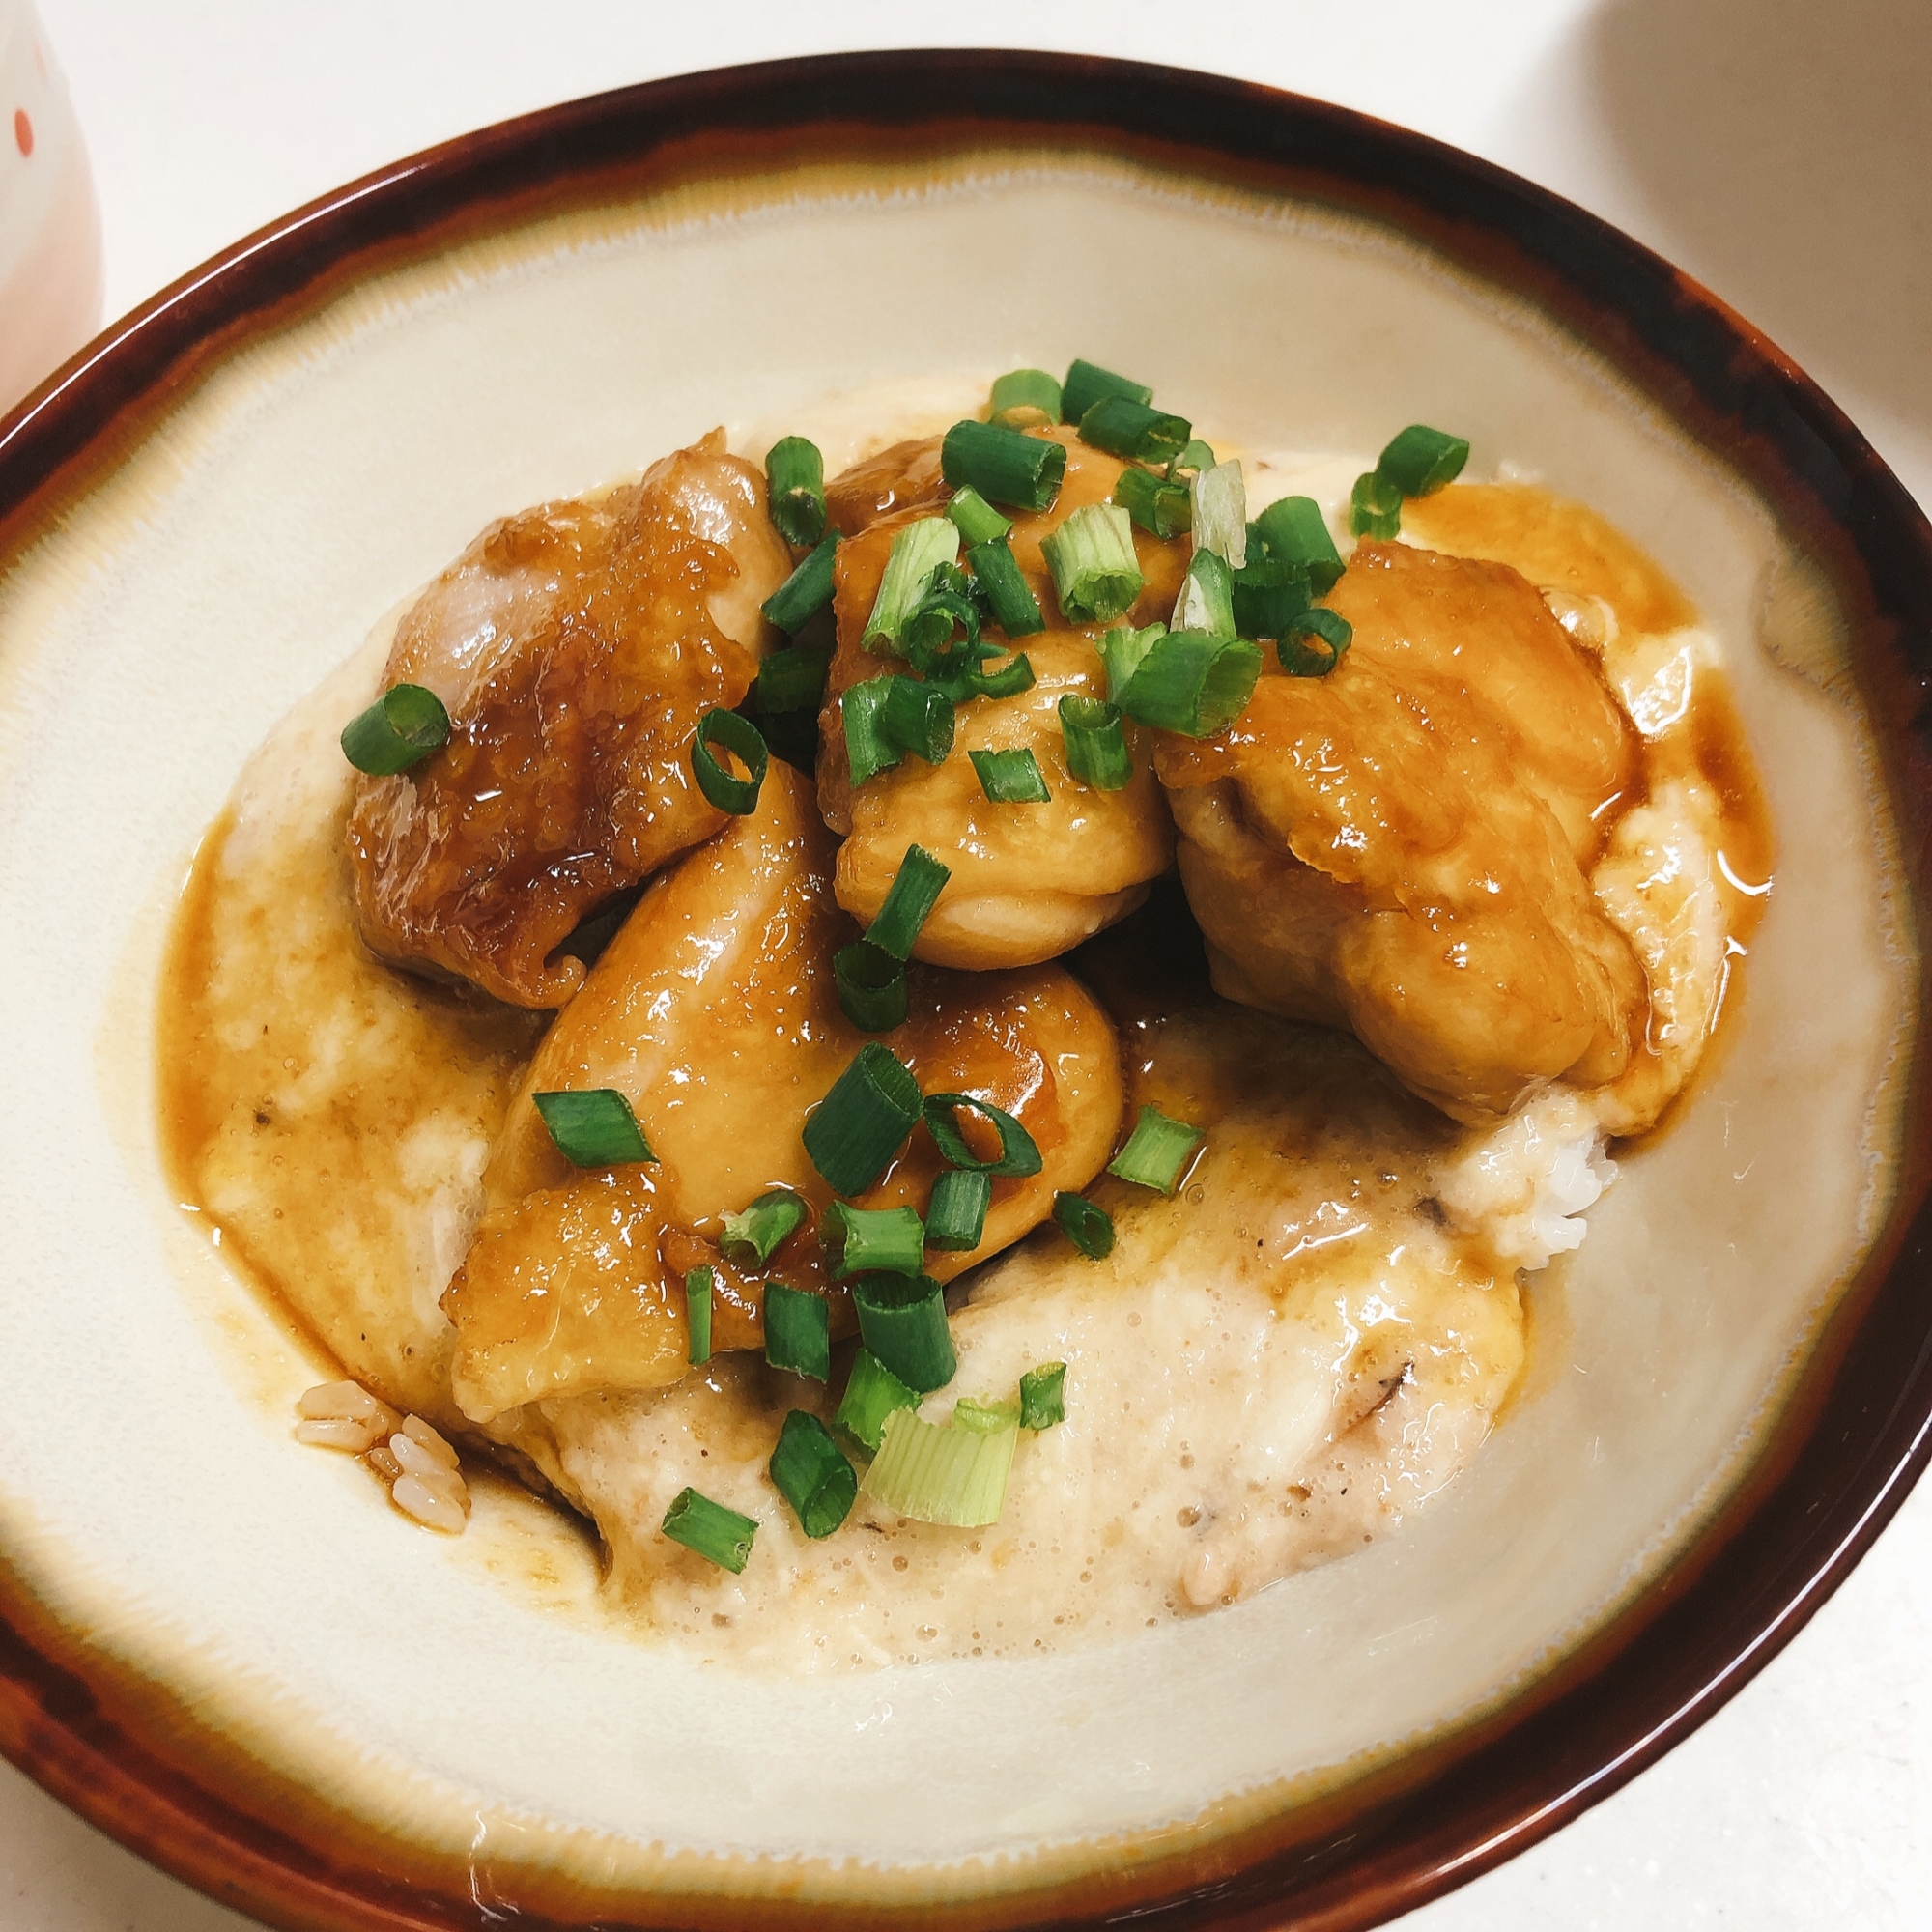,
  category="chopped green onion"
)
[941,419,1065,514]
[761,534,839,634]
[1377,424,1470,498]
[1052,1190,1115,1260]
[960,651,1037,700]
[1061,357,1151,424]
[863,1406,1016,1526]
[1041,502,1143,624]
[947,485,1013,546]
[755,642,833,716]
[1107,1103,1206,1193]
[820,1202,925,1279]
[1077,396,1191,466]
[532,1089,654,1166]
[864,519,960,653]
[1113,465,1192,540]
[340,684,451,777]
[763,1282,831,1381]
[879,675,955,766]
[1231,557,1313,640]
[1171,548,1236,639]
[835,1349,921,1454]
[1279,607,1354,677]
[953,1395,1021,1434]
[1117,630,1263,737]
[1019,1361,1067,1430]
[720,1187,807,1268]
[867,843,951,960]
[970,747,1051,805]
[924,1168,992,1251]
[1167,438,1216,479]
[923,1093,1043,1177]
[661,1487,756,1573]
[901,582,979,665]
[852,1273,956,1393]
[768,1410,856,1538]
[1190,461,1248,568]
[764,436,827,549]
[989,368,1064,427]
[1057,694,1131,792]
[1253,496,1344,594]
[1099,623,1165,701]
[1350,469,1403,540]
[835,940,909,1033]
[964,540,1045,639]
[691,708,769,815]
[803,1042,923,1195]
[685,1266,714,1366]
[843,676,902,788]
